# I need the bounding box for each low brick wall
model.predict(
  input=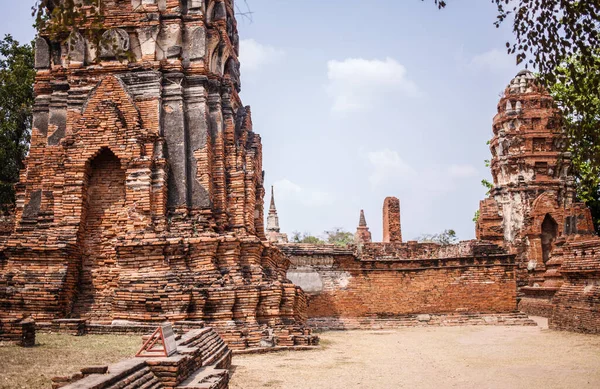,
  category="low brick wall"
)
[549,239,600,334]
[282,241,518,322]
